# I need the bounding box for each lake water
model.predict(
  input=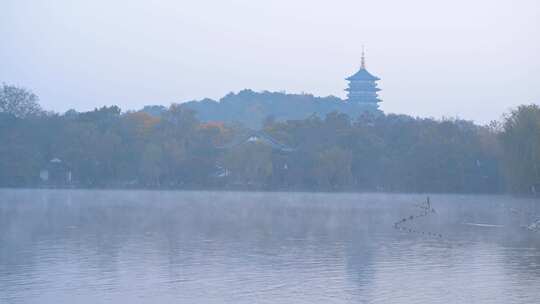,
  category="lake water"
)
[1,190,539,303]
